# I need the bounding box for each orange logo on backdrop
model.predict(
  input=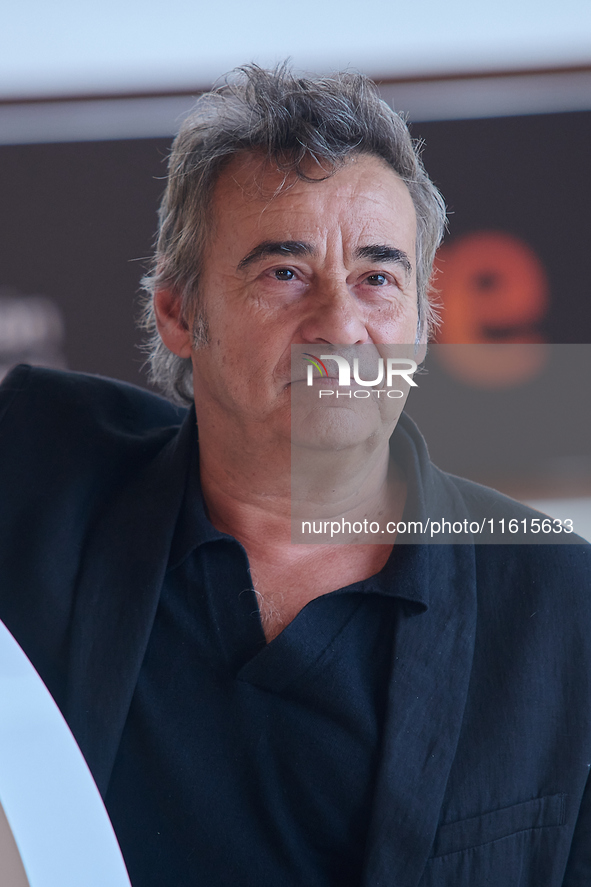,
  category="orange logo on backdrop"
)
[434,231,550,388]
